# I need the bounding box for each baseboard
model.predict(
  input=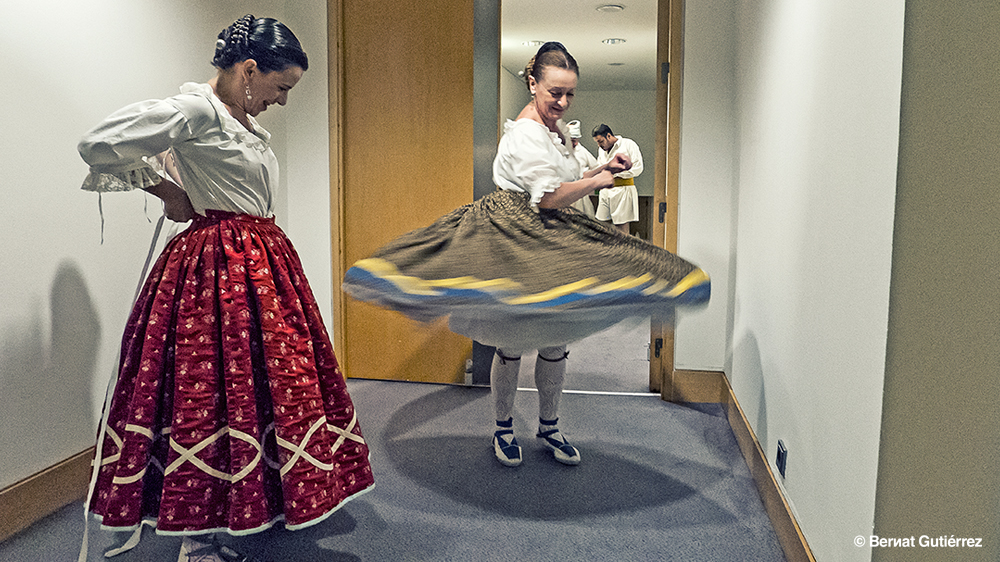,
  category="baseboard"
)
[666,370,814,561]
[666,369,728,403]
[717,375,816,562]
[0,447,94,543]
